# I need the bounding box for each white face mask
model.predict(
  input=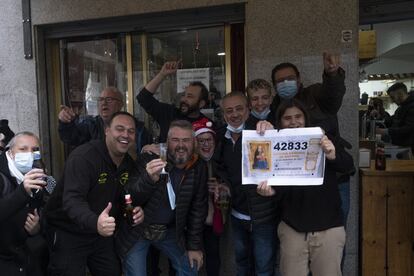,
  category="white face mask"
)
[226,123,245,134]
[14,152,34,174]
[251,108,271,120]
